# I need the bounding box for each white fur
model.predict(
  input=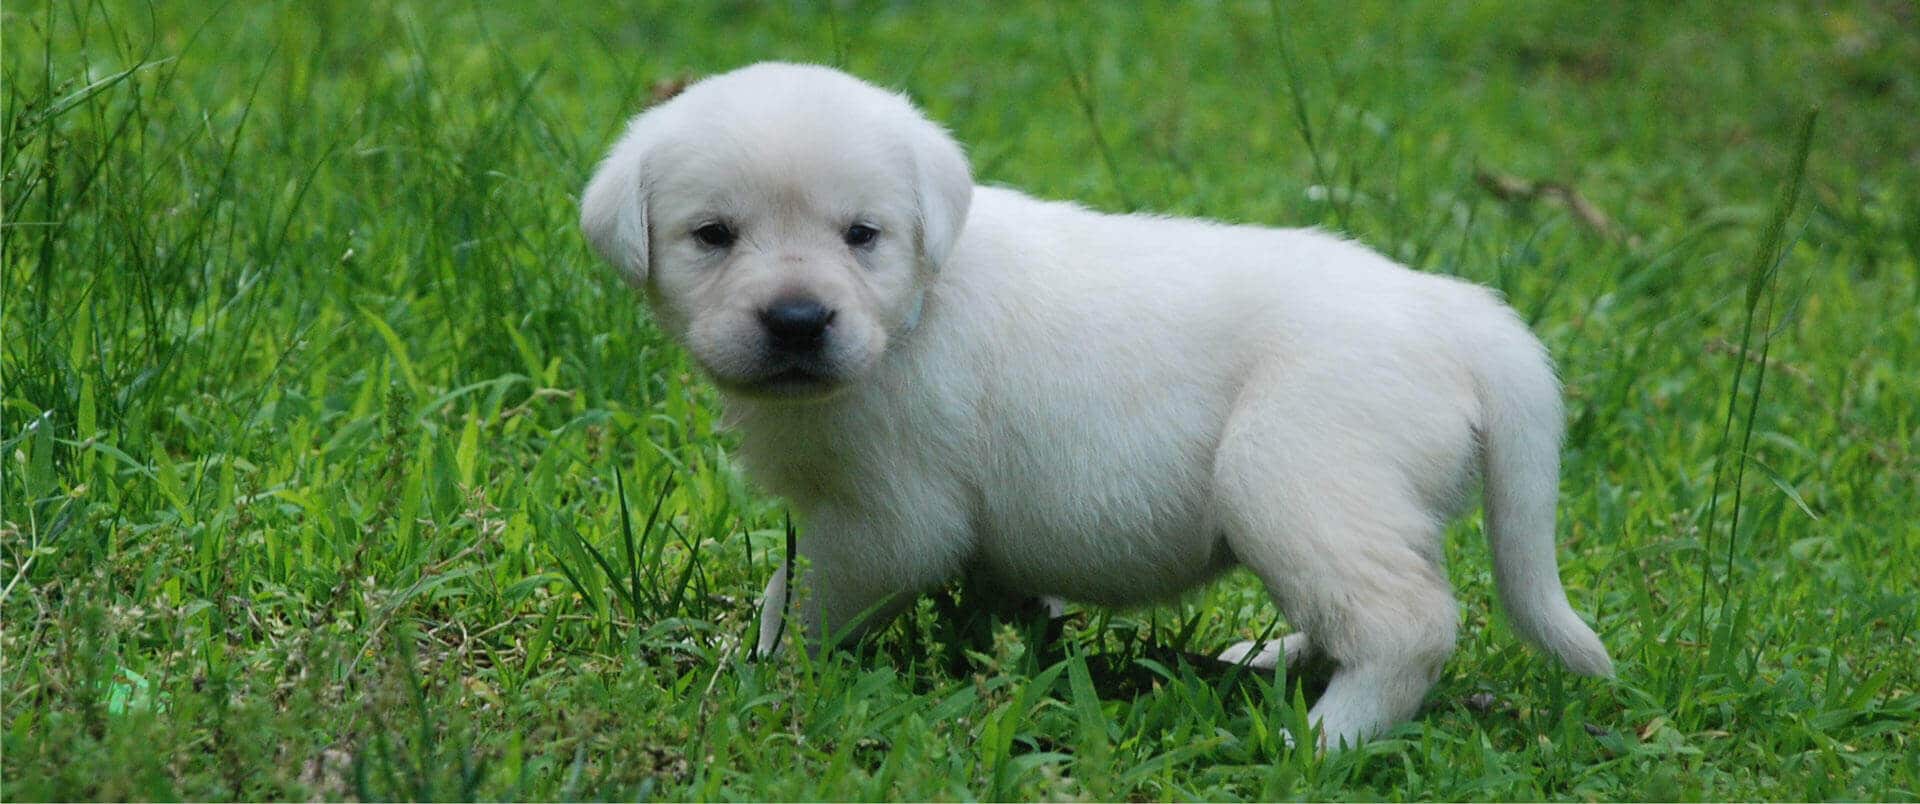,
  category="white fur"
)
[581,62,1611,748]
